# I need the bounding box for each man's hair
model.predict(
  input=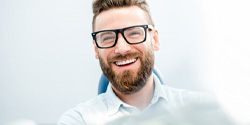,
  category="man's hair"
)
[92,0,154,31]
